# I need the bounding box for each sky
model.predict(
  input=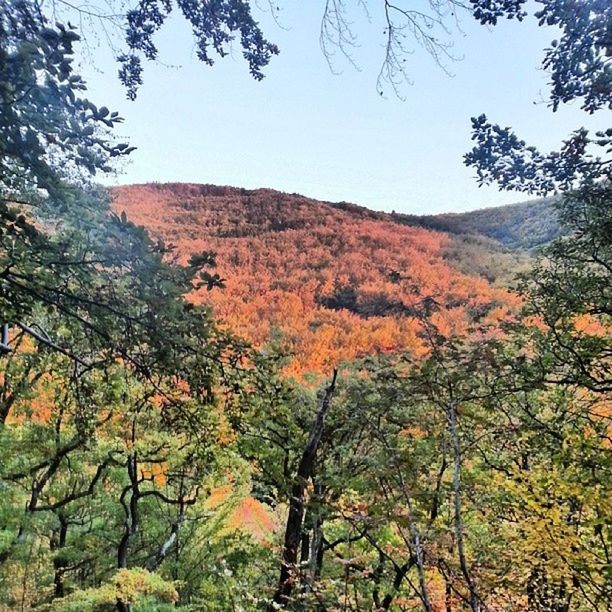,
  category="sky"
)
[76,1,608,215]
